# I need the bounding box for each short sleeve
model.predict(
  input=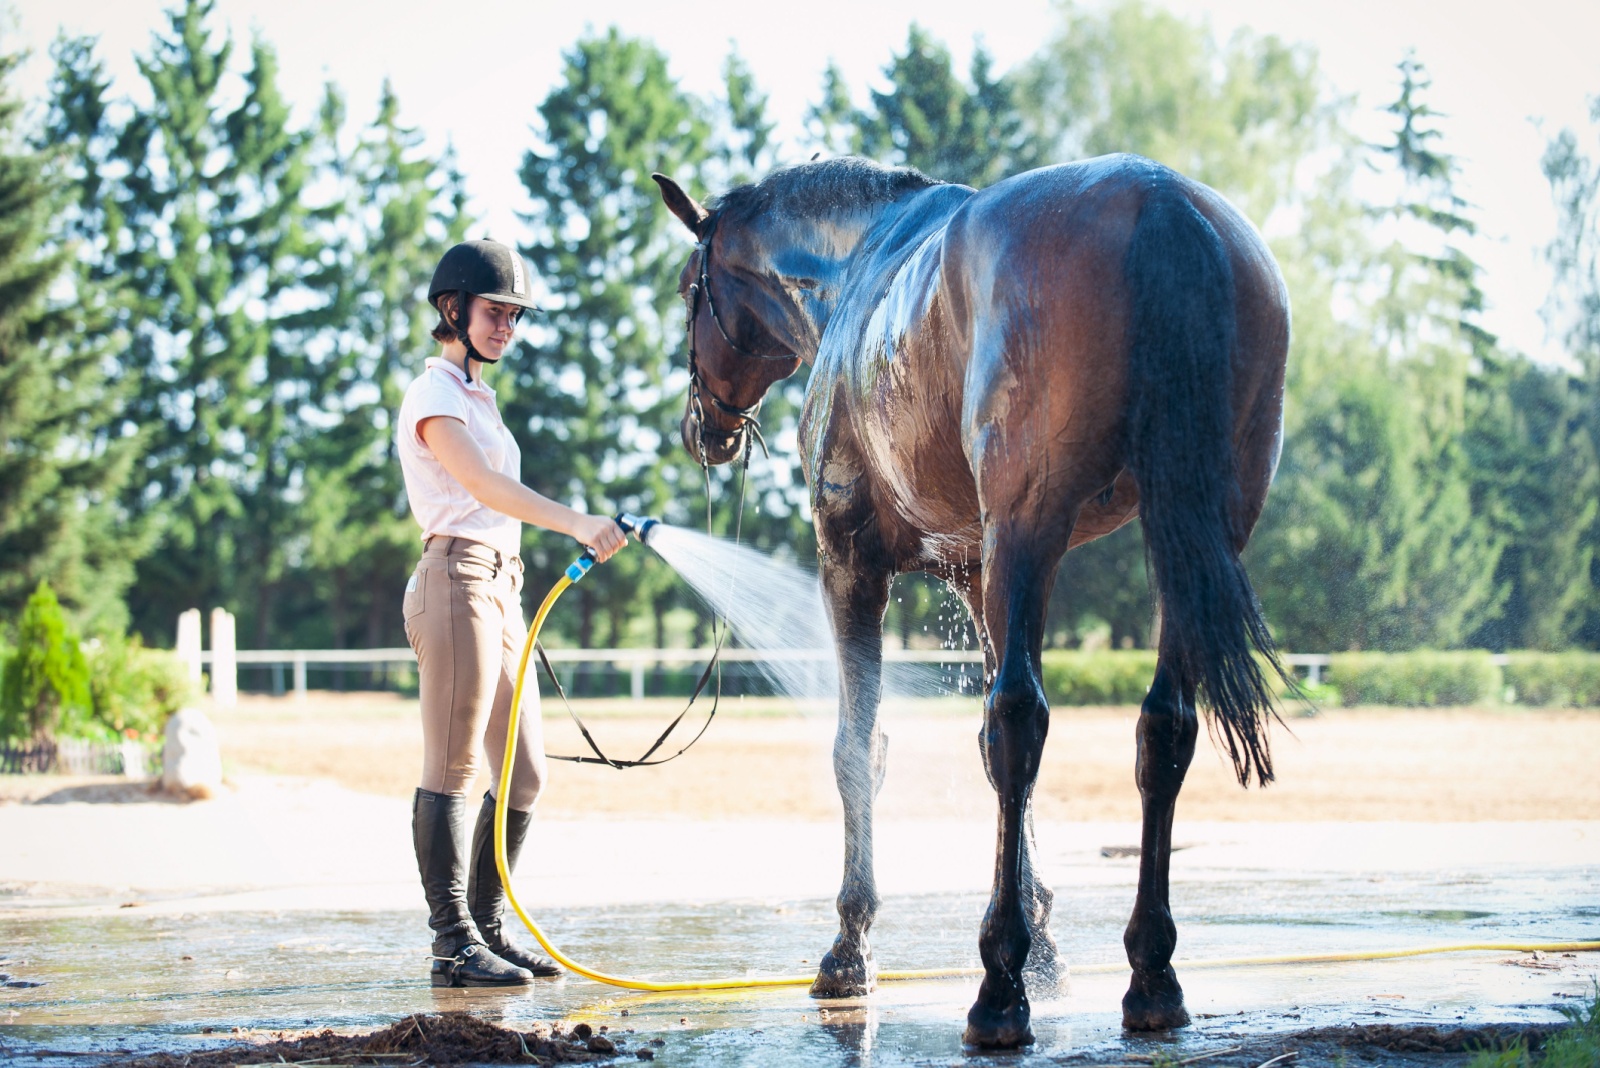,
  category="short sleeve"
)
[403,373,470,451]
